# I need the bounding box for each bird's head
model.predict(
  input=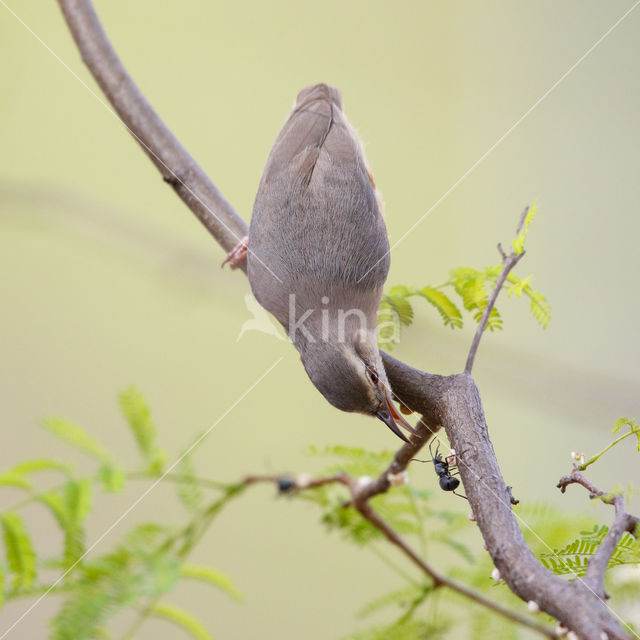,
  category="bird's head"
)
[299,329,415,442]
